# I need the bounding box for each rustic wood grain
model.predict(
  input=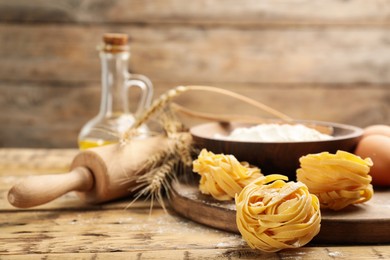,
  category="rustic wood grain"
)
[2,247,390,260]
[0,148,77,174]
[1,0,390,26]
[2,25,390,84]
[0,1,389,147]
[2,207,389,258]
[0,208,241,254]
[1,148,390,259]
